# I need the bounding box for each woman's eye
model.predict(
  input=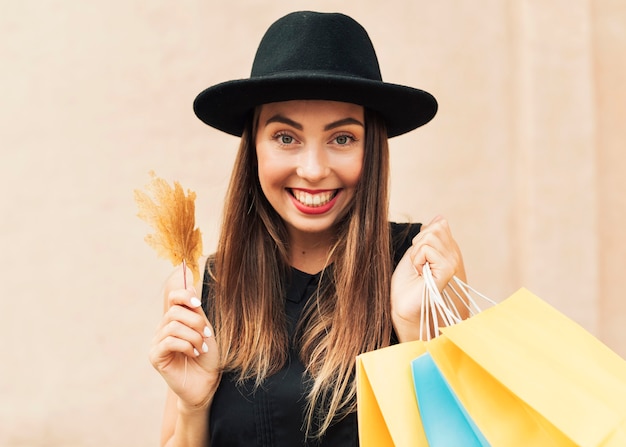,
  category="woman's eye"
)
[279,134,294,145]
[334,135,353,145]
